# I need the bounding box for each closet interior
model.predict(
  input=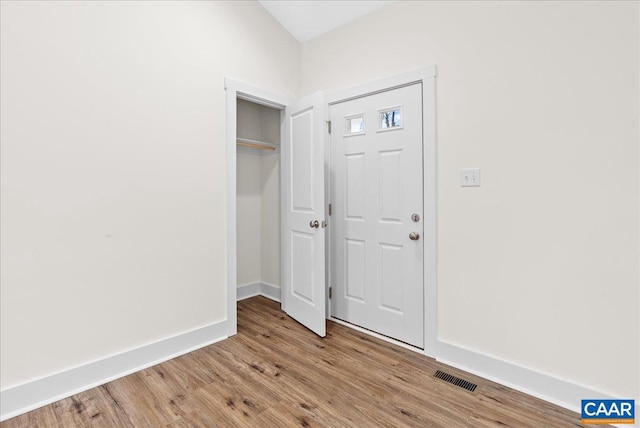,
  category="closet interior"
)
[236,98,282,295]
